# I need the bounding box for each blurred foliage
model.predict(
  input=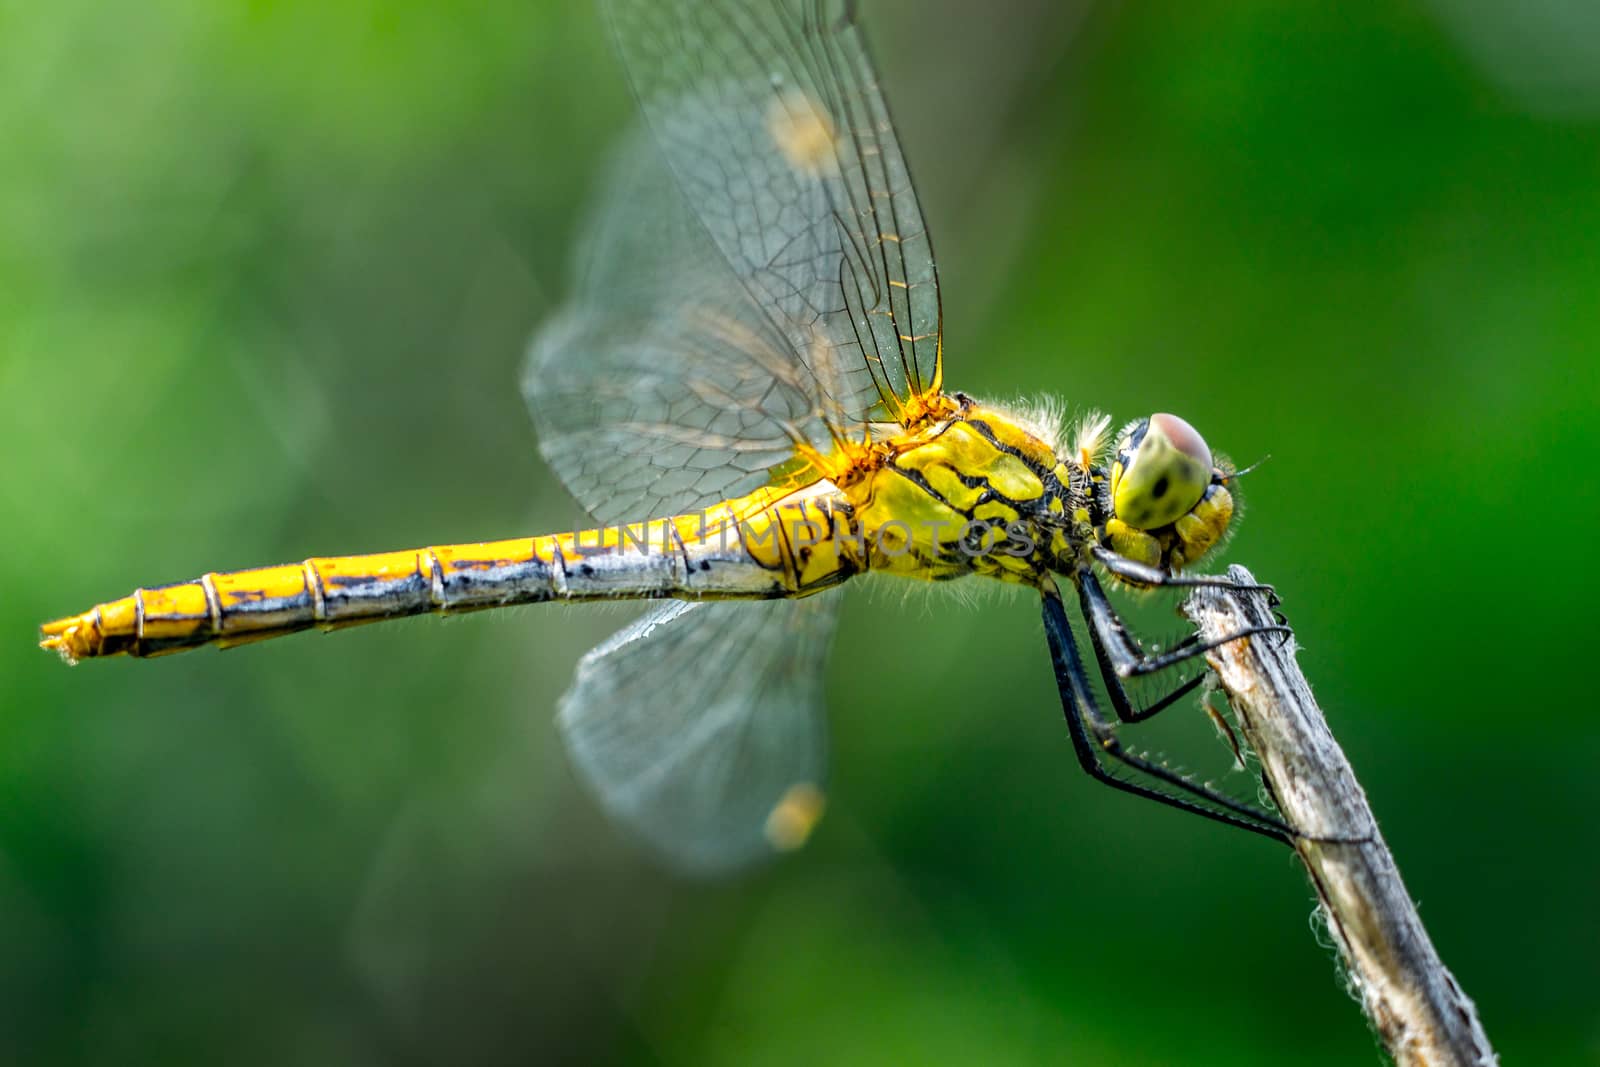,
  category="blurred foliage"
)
[4,0,1598,1063]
